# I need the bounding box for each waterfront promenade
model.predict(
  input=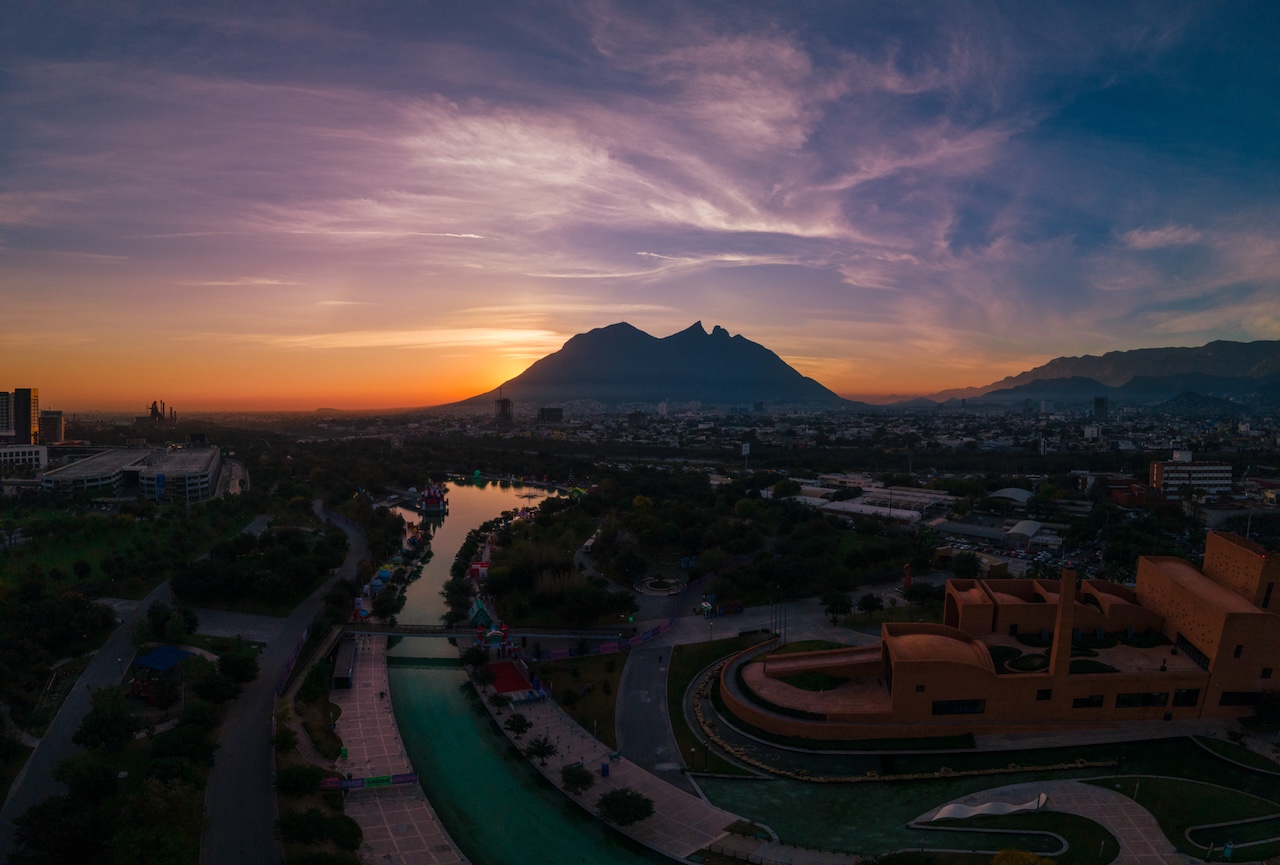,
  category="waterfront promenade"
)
[330,634,471,865]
